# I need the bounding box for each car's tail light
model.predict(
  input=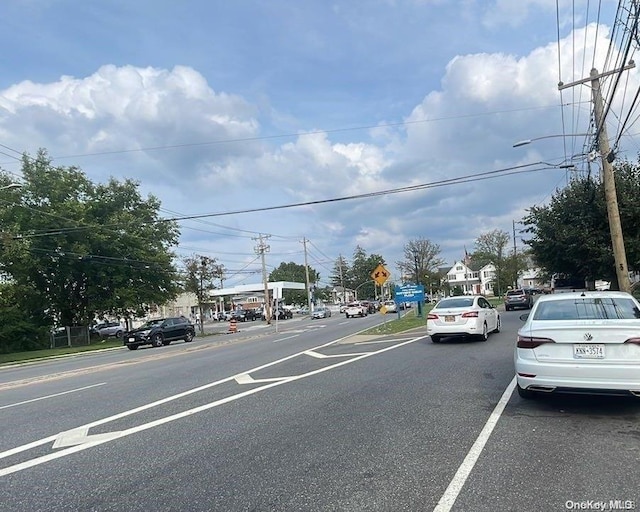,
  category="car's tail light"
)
[624,337,640,345]
[517,335,555,348]
[461,311,478,318]
[427,313,438,320]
